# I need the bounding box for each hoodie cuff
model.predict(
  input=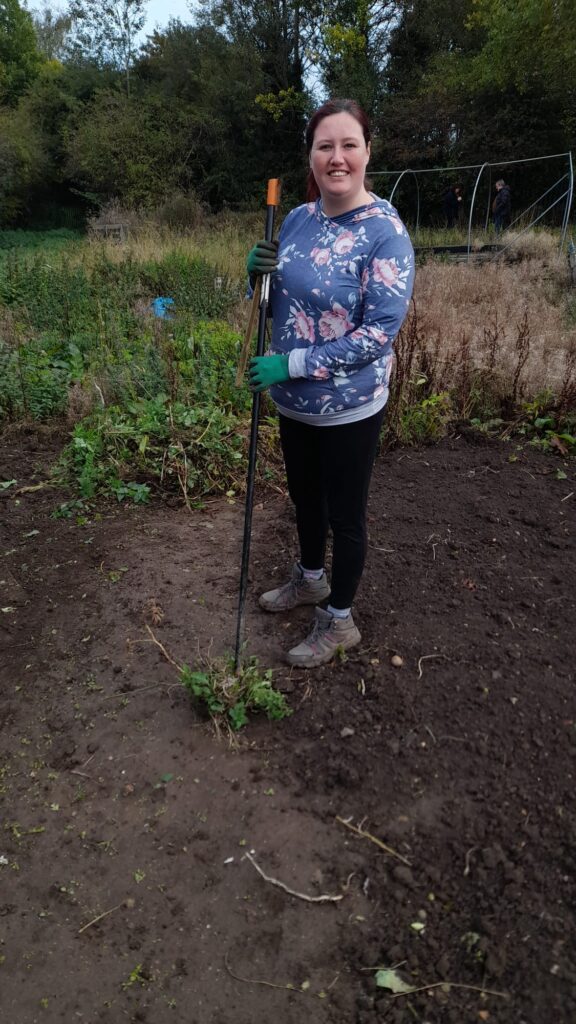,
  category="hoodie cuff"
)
[288,349,307,379]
